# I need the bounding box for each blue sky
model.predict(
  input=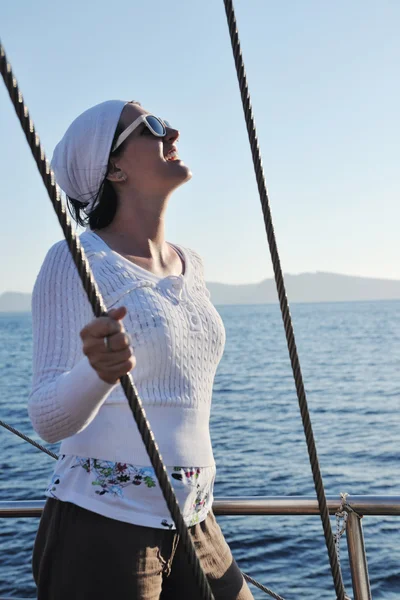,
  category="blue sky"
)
[1,0,399,294]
